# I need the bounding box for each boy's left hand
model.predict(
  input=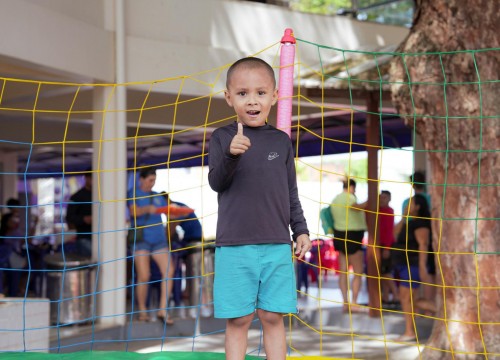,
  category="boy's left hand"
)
[295,234,312,260]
